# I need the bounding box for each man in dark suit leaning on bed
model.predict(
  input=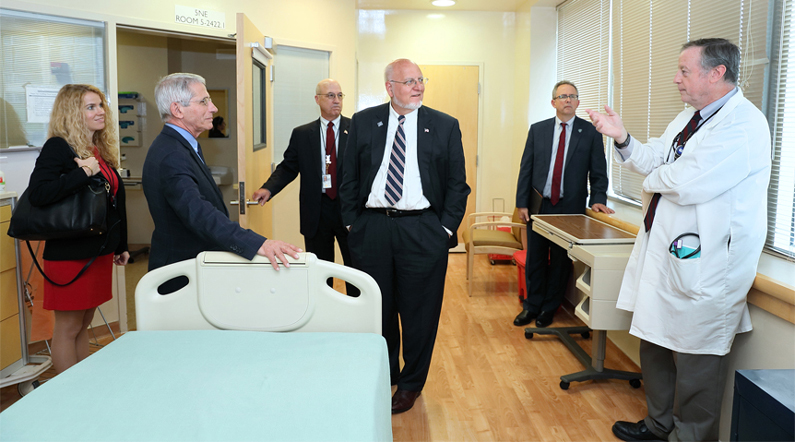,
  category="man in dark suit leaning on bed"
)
[252,79,359,296]
[143,73,300,276]
[513,80,614,328]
